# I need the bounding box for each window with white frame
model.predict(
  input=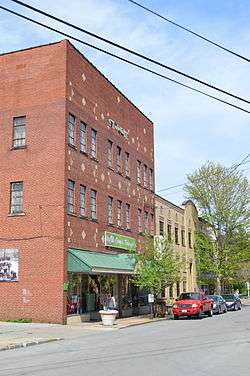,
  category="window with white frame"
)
[116,146,121,173]
[13,116,26,148]
[91,129,97,158]
[80,122,87,153]
[125,152,130,177]
[125,203,130,229]
[67,113,75,146]
[107,196,113,224]
[67,180,75,214]
[117,200,122,227]
[90,189,97,220]
[79,185,86,216]
[10,182,23,214]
